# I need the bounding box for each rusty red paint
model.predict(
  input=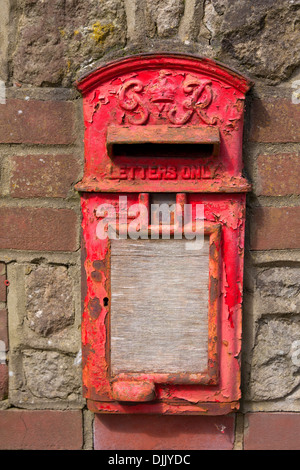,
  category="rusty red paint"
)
[112,380,156,402]
[76,54,252,415]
